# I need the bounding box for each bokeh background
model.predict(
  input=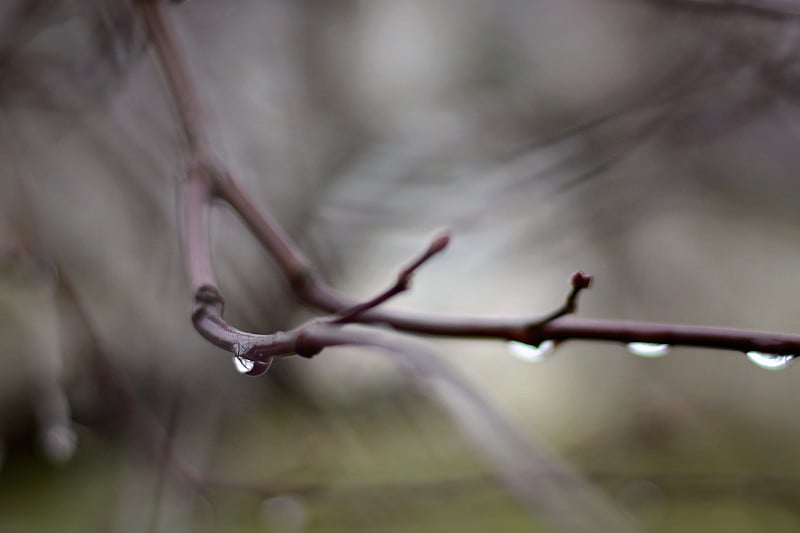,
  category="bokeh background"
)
[2,0,800,531]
